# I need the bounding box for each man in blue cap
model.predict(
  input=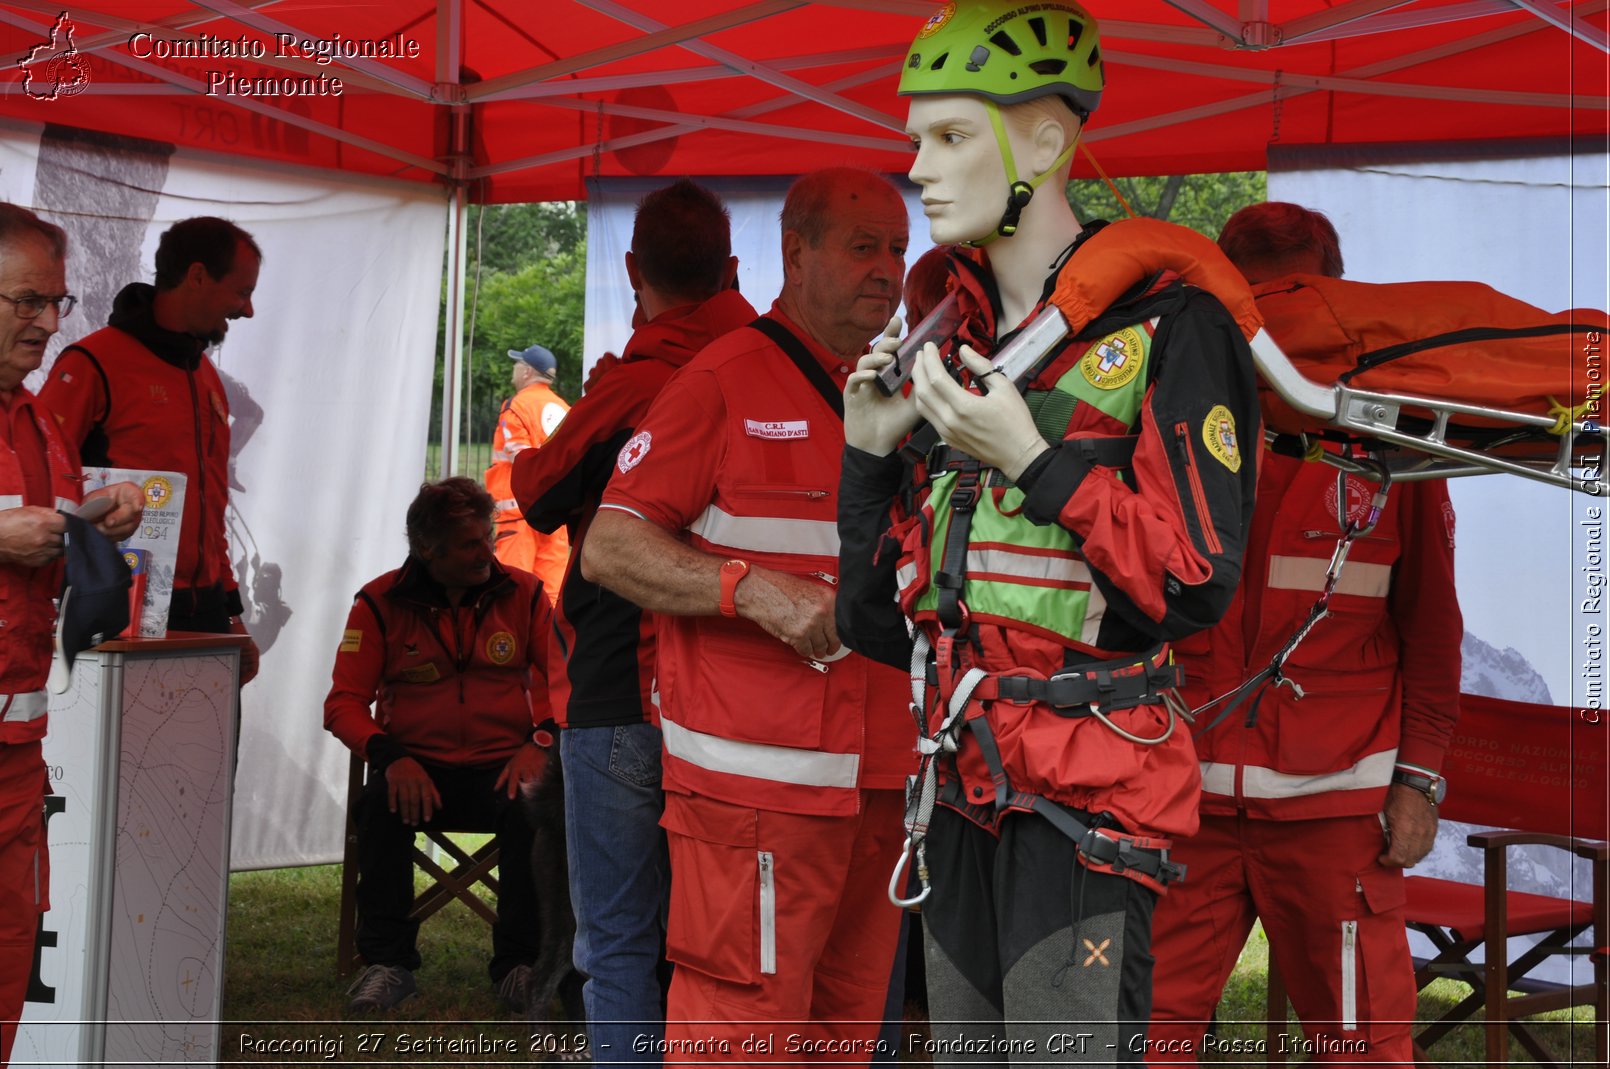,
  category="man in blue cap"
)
[485,344,569,600]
